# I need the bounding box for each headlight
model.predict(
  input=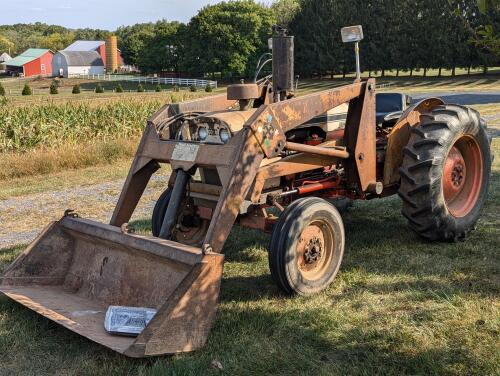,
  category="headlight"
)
[198,127,208,141]
[219,129,230,143]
